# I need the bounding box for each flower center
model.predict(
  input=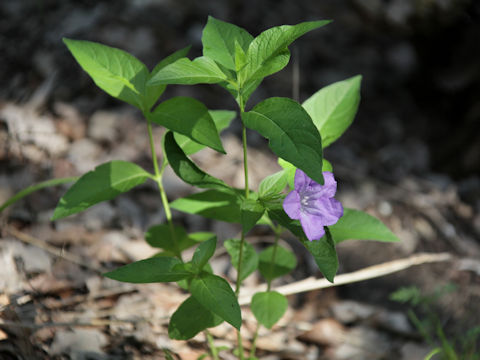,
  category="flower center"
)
[301,195,310,207]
